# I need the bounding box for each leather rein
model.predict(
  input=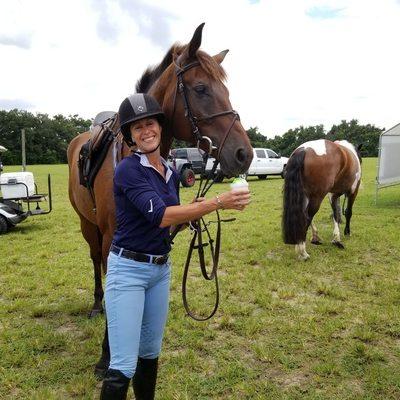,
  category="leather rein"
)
[170,61,239,321]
